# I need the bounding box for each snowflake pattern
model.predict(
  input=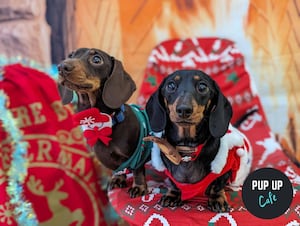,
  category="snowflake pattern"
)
[139,204,149,213]
[80,116,95,126]
[124,205,135,216]
[0,202,13,225]
[256,132,281,165]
